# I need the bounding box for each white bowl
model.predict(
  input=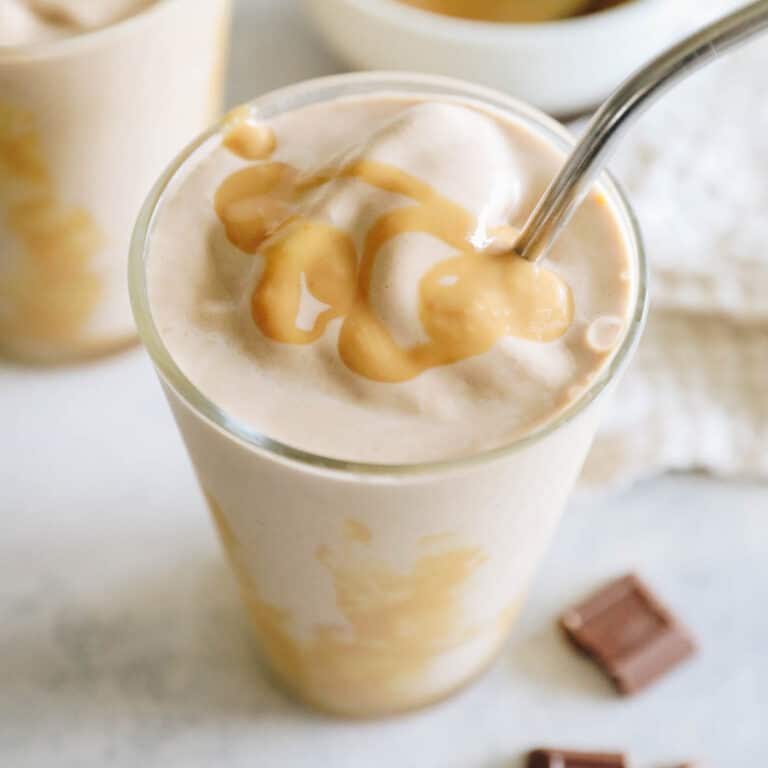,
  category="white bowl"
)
[303,0,700,116]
